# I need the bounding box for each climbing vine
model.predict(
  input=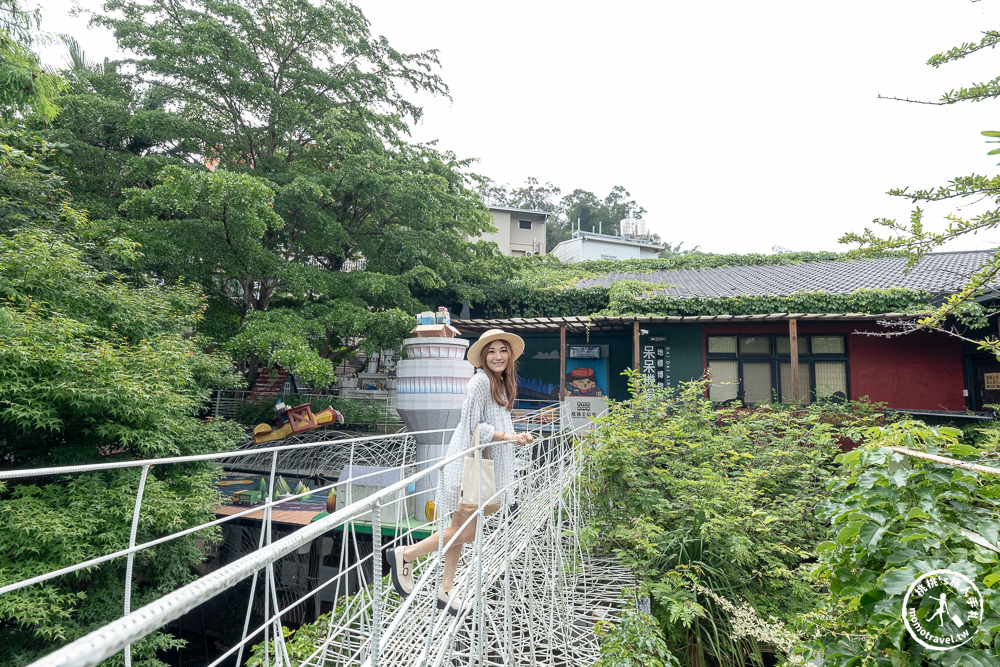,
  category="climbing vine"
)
[602,283,934,317]
[466,252,931,319]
